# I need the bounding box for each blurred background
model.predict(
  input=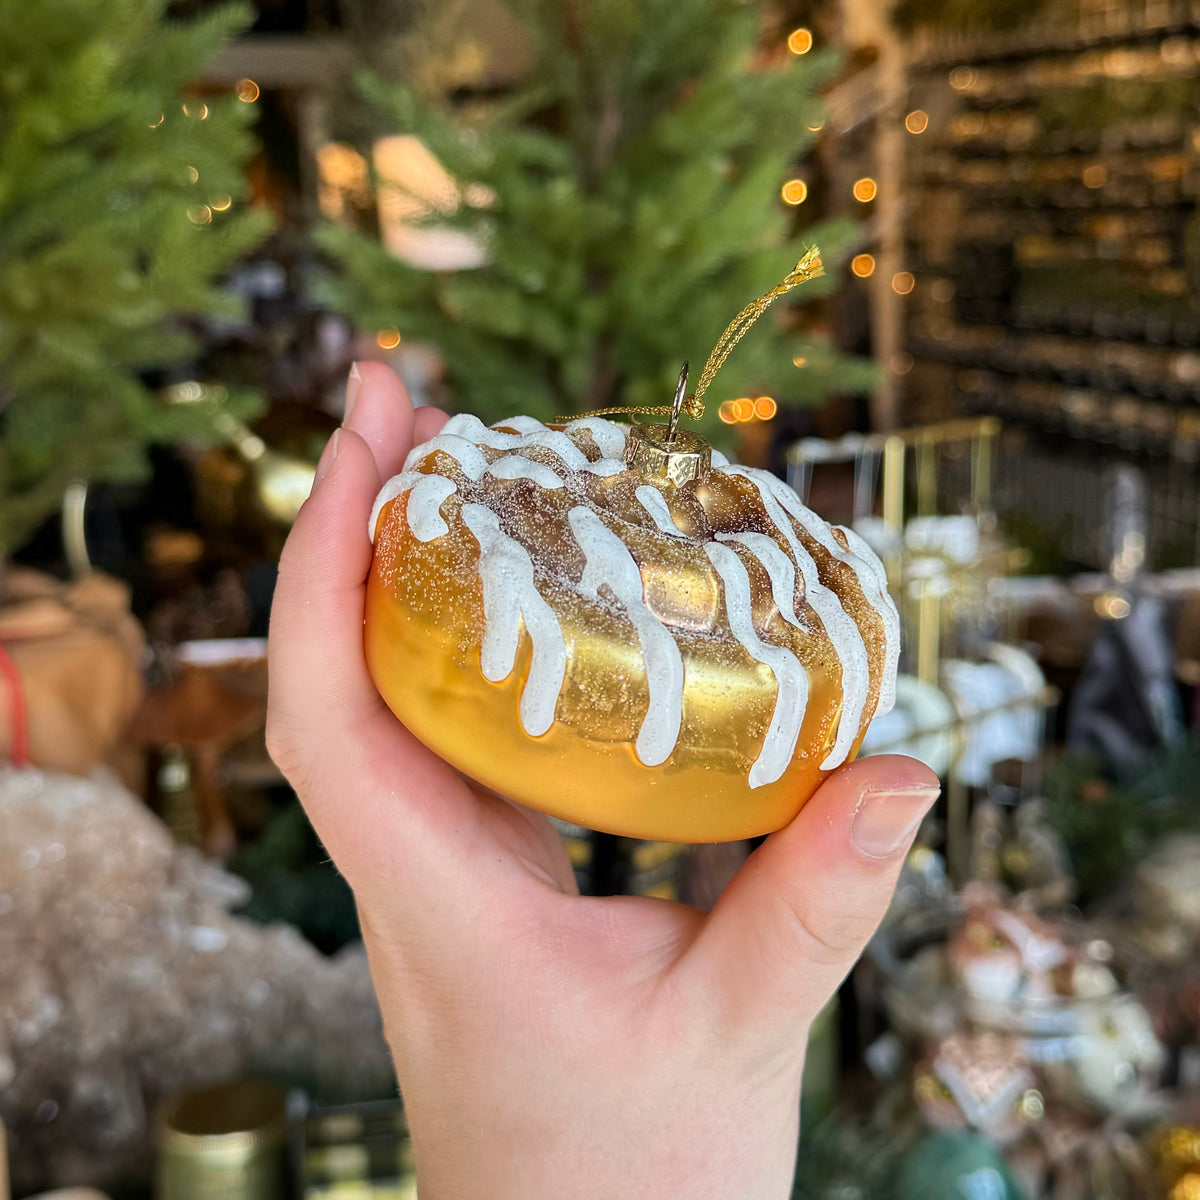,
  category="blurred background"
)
[2,0,1200,1196]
